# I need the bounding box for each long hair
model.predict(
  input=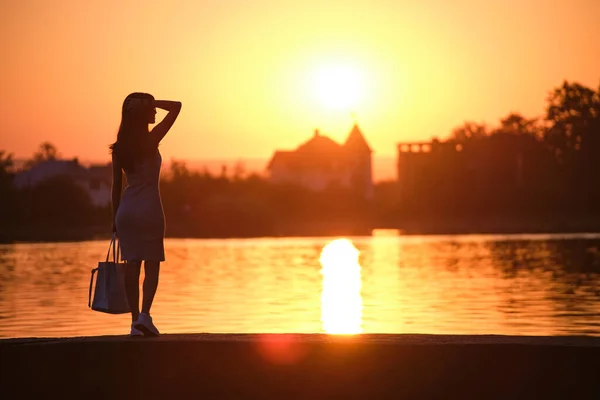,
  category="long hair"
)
[109,92,156,171]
